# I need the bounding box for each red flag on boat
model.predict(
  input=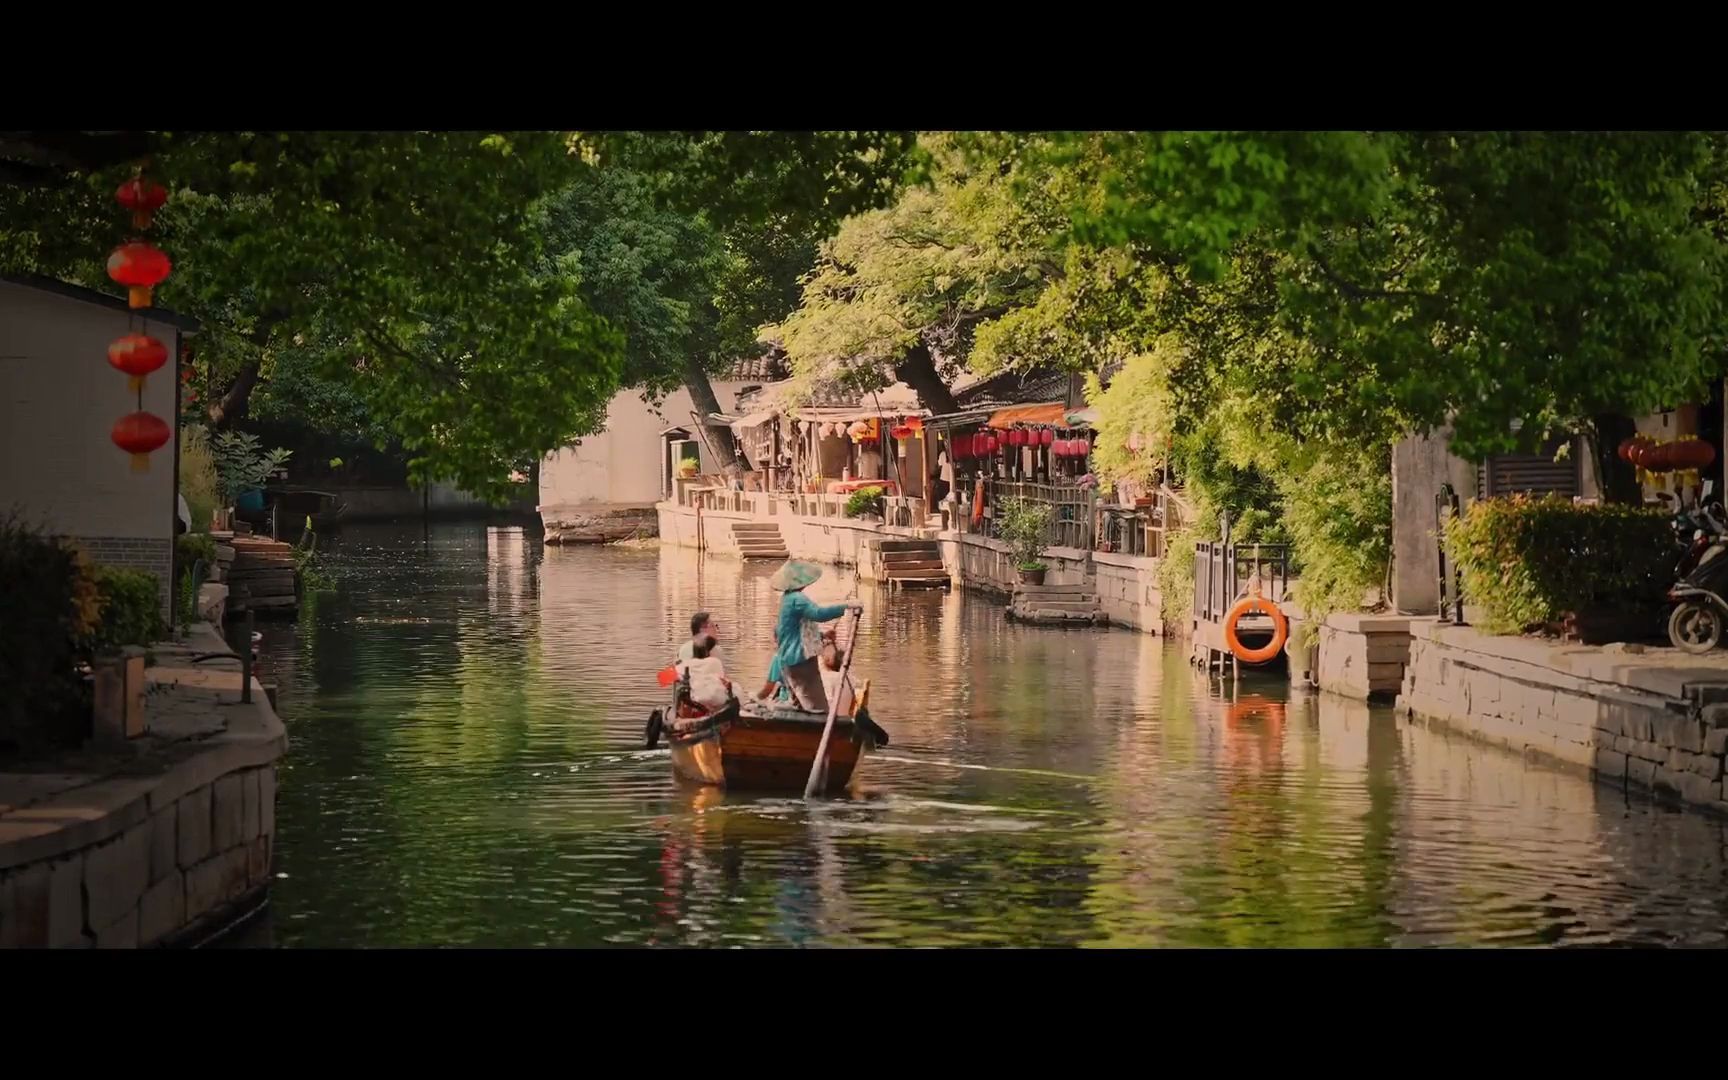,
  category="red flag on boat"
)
[657,665,678,687]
